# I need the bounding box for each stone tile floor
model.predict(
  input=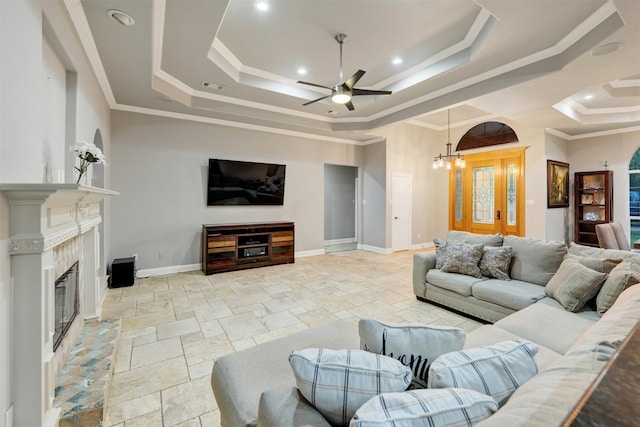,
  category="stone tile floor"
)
[101,249,482,426]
